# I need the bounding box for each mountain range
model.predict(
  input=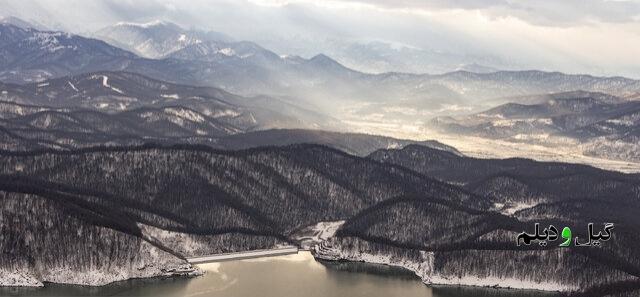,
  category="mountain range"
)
[3,21,640,118]
[2,18,640,167]
[91,20,510,75]
[0,70,340,132]
[0,70,462,155]
[94,21,232,59]
[253,34,510,75]
[0,98,458,155]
